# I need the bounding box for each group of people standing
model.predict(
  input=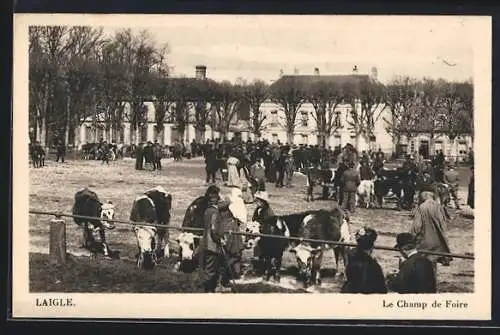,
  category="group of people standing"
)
[196,178,453,293]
